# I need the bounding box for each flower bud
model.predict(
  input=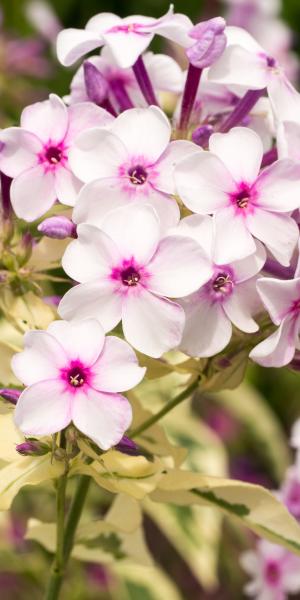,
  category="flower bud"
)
[16,440,50,456]
[192,124,213,147]
[186,17,226,69]
[83,61,109,105]
[115,436,140,456]
[0,388,21,405]
[38,216,77,240]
